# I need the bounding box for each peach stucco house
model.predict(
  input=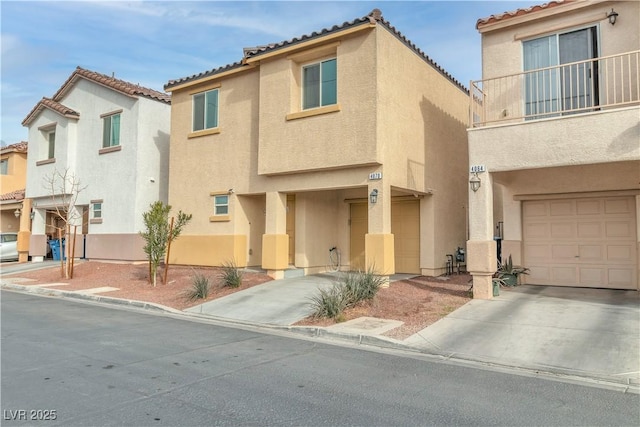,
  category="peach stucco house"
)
[165,9,470,279]
[467,0,639,298]
[0,142,31,262]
